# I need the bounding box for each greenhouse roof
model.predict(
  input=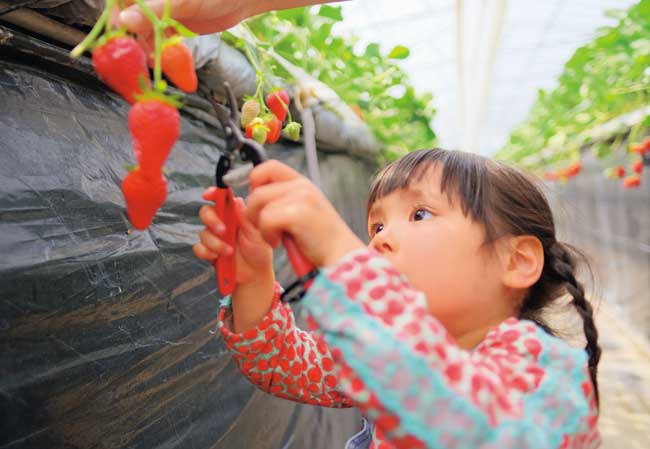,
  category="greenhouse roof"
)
[337,0,639,155]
